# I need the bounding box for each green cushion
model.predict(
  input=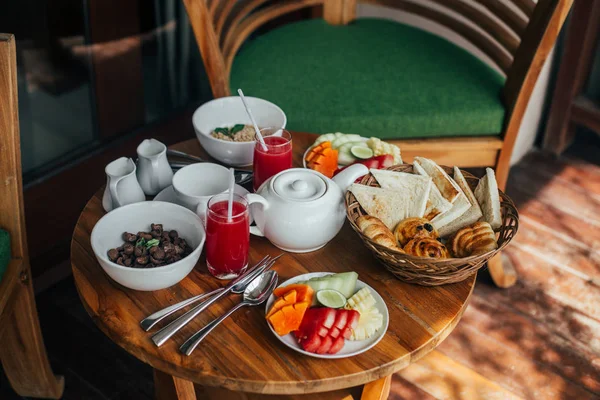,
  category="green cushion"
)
[0,229,9,283]
[231,19,506,139]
